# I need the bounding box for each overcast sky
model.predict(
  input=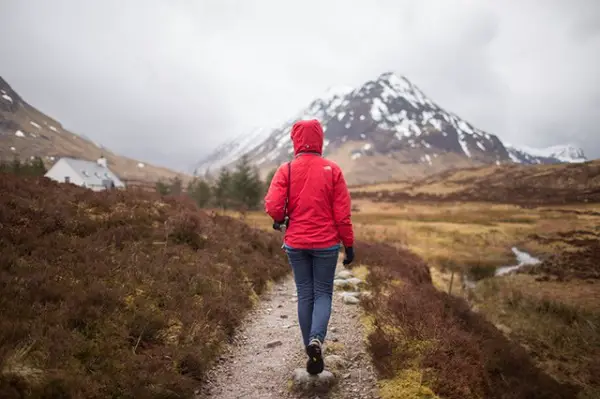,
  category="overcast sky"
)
[1,0,599,171]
